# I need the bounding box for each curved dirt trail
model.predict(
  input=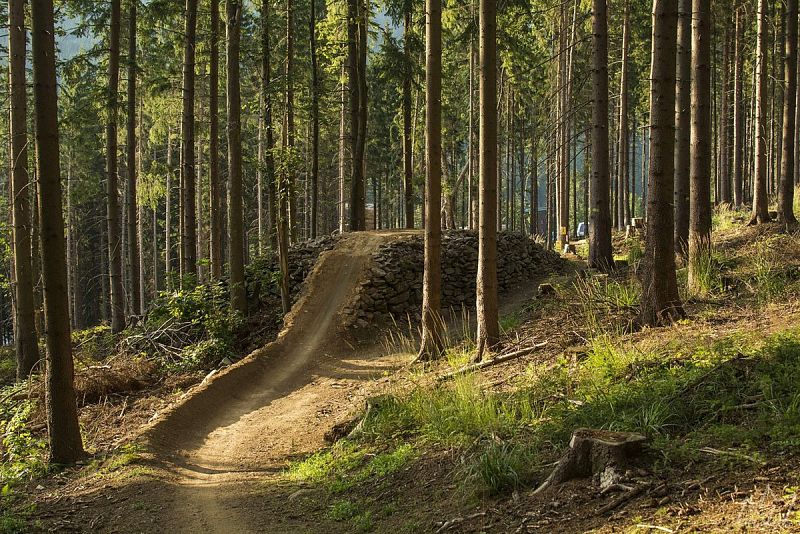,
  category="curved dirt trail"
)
[136,231,413,533]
